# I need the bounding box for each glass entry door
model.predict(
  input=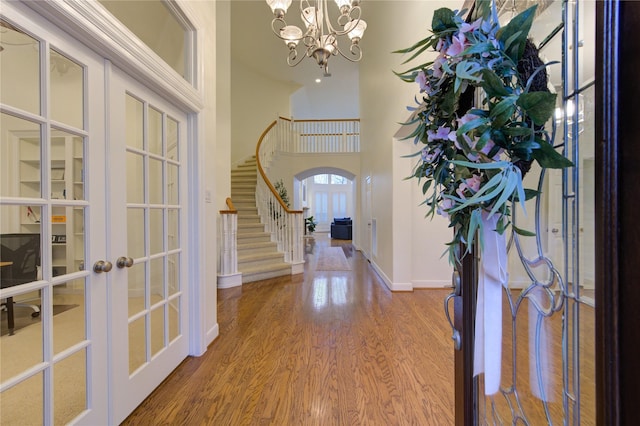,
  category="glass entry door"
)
[458,1,597,424]
[0,8,108,425]
[107,63,189,425]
